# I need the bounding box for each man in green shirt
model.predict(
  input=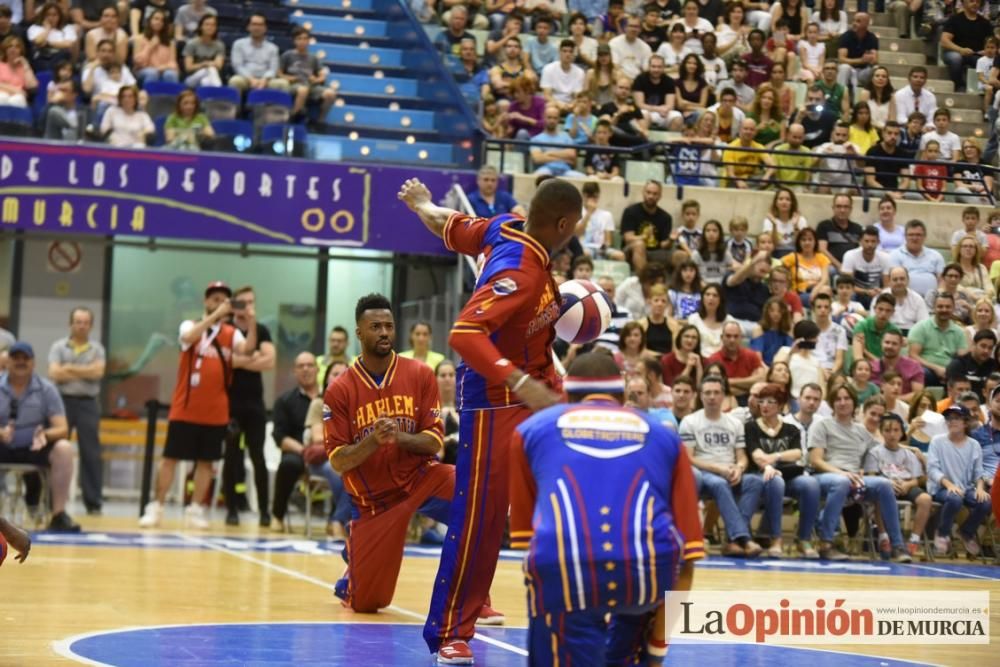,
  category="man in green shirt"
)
[772,123,816,190]
[852,293,901,362]
[908,292,969,387]
[815,62,849,119]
